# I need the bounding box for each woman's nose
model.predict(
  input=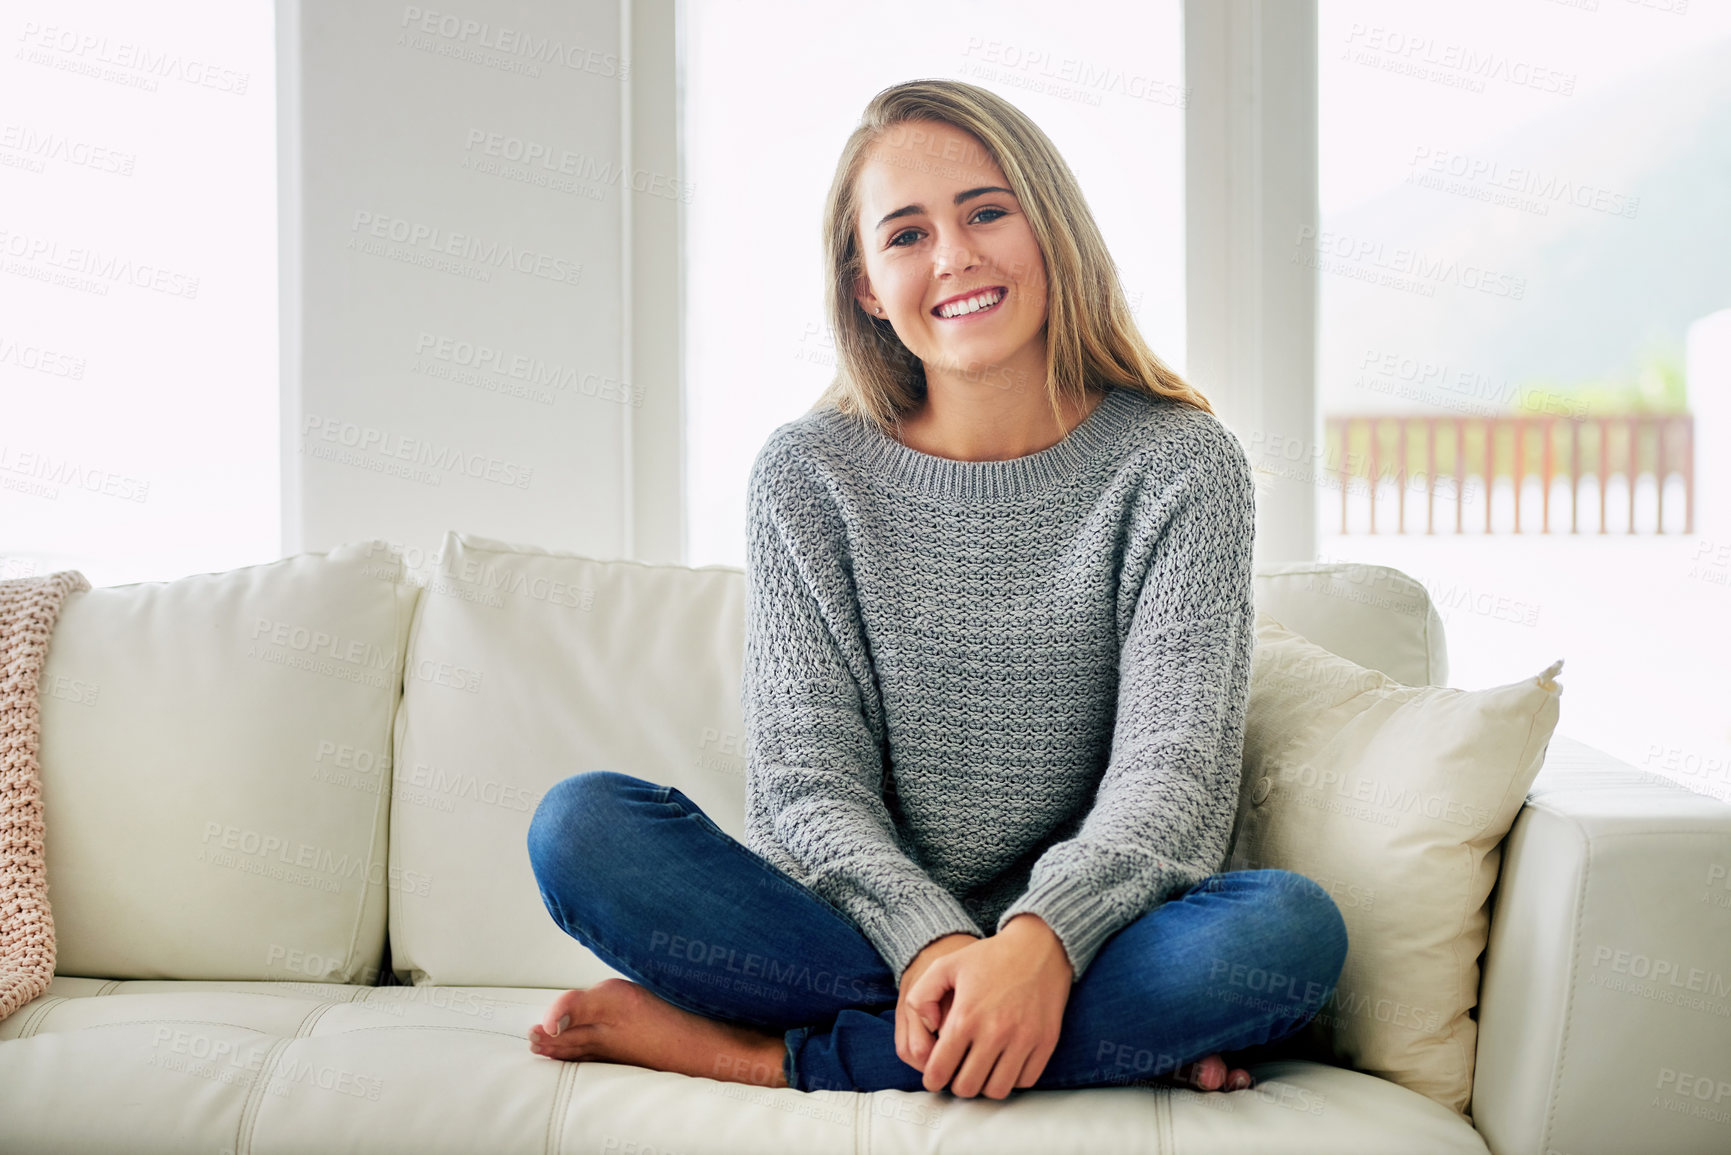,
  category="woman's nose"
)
[930,233,982,277]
